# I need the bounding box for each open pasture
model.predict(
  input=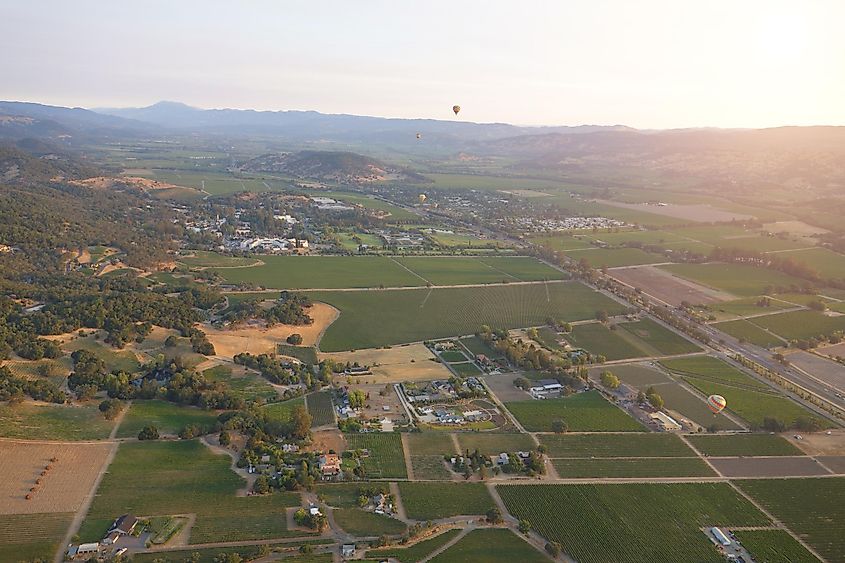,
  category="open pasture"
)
[750,309,845,341]
[539,432,695,458]
[776,247,845,280]
[428,528,548,563]
[708,296,794,321]
[505,390,644,432]
[326,343,453,382]
[397,482,495,520]
[735,530,821,563]
[0,402,114,440]
[737,478,845,562]
[687,434,803,457]
[117,400,221,438]
[78,440,303,544]
[344,433,408,479]
[314,281,625,351]
[713,318,788,348]
[660,263,808,297]
[203,364,278,402]
[564,246,666,268]
[529,234,596,251]
[498,482,769,563]
[563,322,648,361]
[0,440,113,514]
[619,318,701,355]
[61,335,141,373]
[552,457,715,478]
[0,512,73,563]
